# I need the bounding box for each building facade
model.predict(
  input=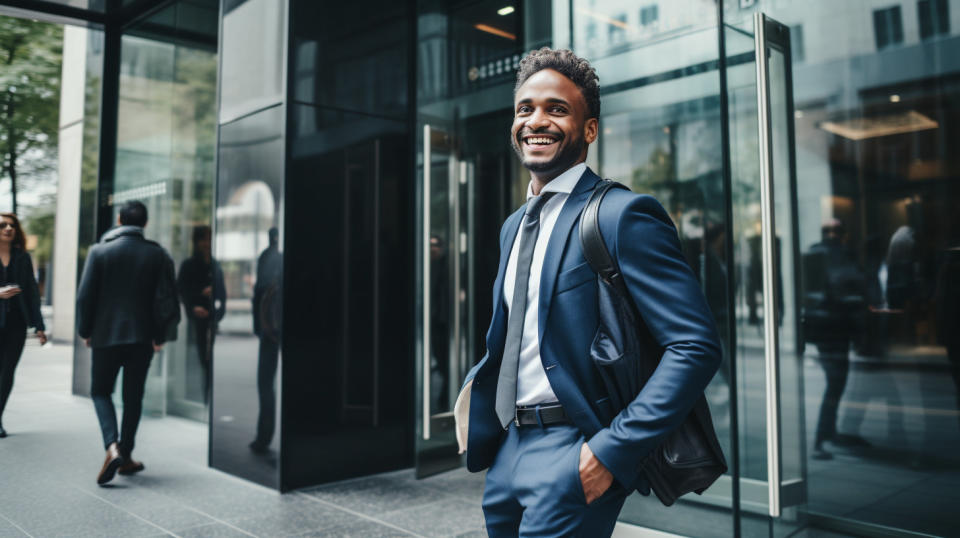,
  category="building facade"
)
[1,0,958,536]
